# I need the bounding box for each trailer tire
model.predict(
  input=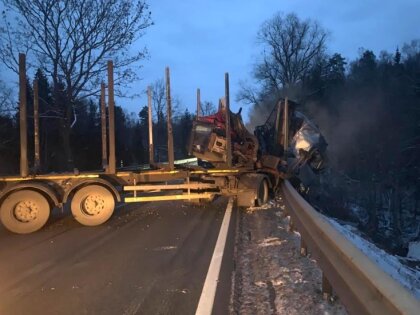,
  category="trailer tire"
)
[71,185,115,226]
[0,190,51,234]
[256,179,269,207]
